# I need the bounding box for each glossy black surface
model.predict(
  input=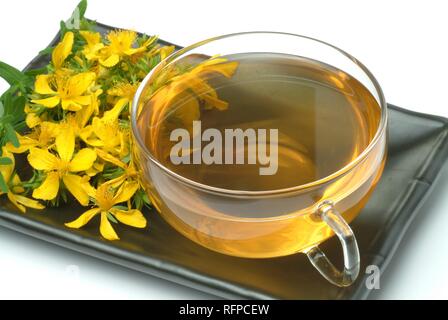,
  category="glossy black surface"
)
[1,22,447,299]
